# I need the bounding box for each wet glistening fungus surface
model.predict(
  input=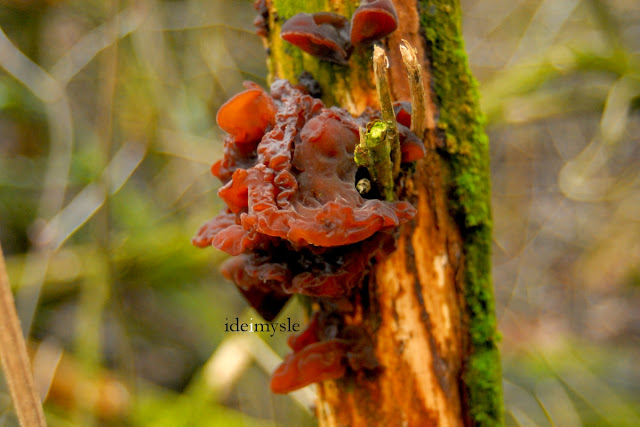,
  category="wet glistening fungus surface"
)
[193,0,431,395]
[193,78,425,393]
